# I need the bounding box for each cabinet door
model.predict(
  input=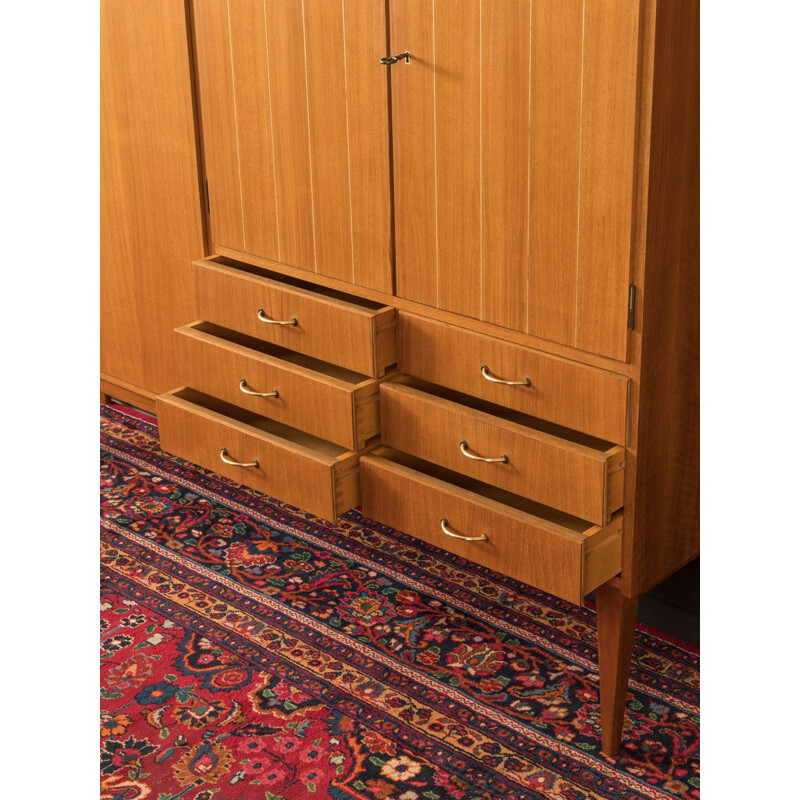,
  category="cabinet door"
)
[192,0,393,294]
[390,0,640,361]
[101,0,205,395]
